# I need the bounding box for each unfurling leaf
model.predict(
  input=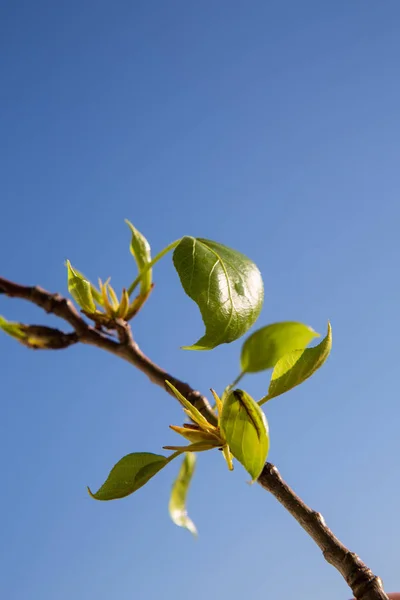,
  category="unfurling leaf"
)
[210,389,223,417]
[169,453,197,536]
[169,425,222,445]
[126,220,152,296]
[118,288,130,318]
[100,279,115,316]
[165,380,216,432]
[66,260,96,313]
[173,236,264,350]
[107,284,120,310]
[220,390,269,481]
[241,322,319,374]
[0,318,73,350]
[72,267,103,306]
[260,322,332,405]
[88,452,169,500]
[0,316,26,341]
